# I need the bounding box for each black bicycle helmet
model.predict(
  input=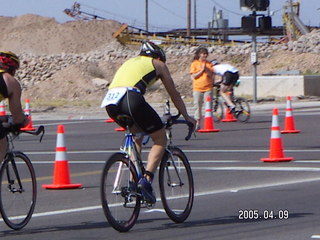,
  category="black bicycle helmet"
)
[0,51,20,74]
[211,59,219,66]
[139,41,166,63]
